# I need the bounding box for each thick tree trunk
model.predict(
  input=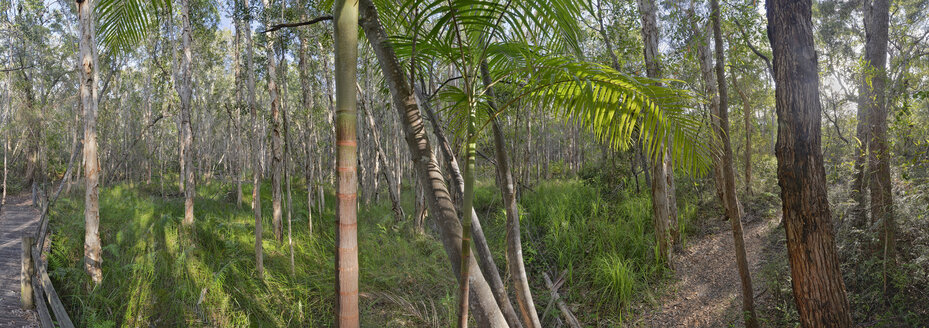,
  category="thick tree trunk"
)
[709,0,759,325]
[262,0,284,243]
[77,0,102,285]
[766,1,853,326]
[334,0,360,325]
[637,0,674,265]
[480,62,541,328]
[243,0,264,280]
[360,1,508,326]
[178,0,196,226]
[861,0,895,294]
